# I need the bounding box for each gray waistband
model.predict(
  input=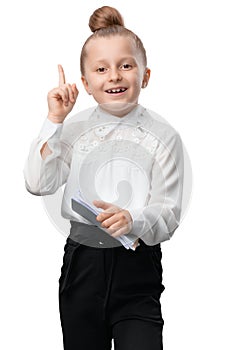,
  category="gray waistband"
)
[68,220,161,251]
[69,221,122,249]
